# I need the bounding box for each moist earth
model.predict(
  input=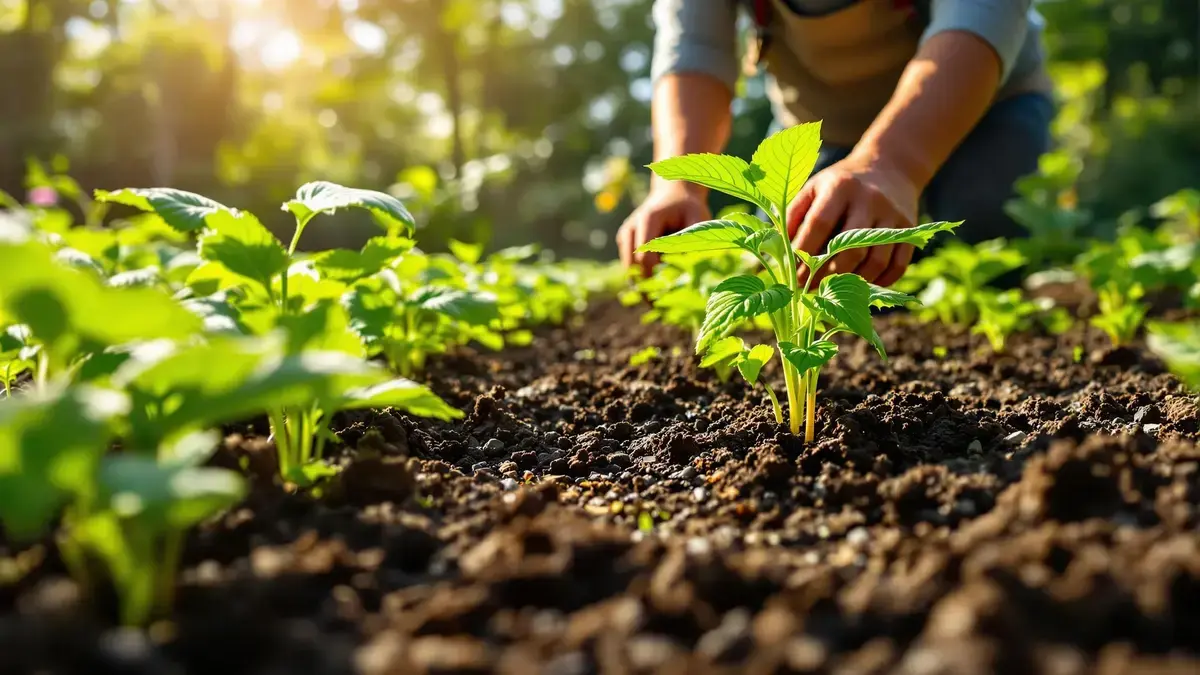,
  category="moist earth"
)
[3,301,1200,674]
